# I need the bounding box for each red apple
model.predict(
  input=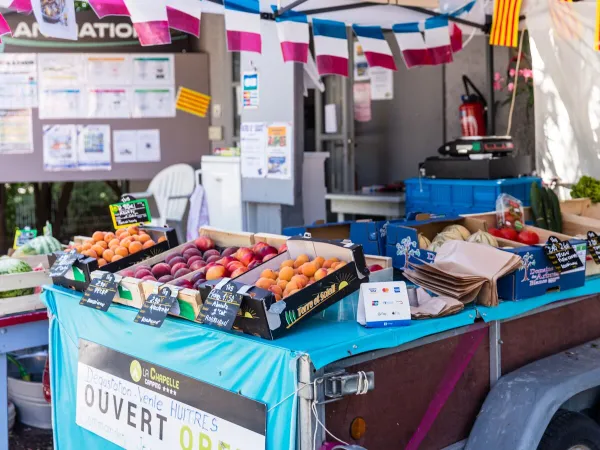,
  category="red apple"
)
[368,264,384,272]
[255,245,278,261]
[170,262,188,276]
[263,253,277,262]
[221,247,239,257]
[206,264,226,280]
[195,236,215,252]
[278,244,288,254]
[231,267,248,278]
[189,261,206,272]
